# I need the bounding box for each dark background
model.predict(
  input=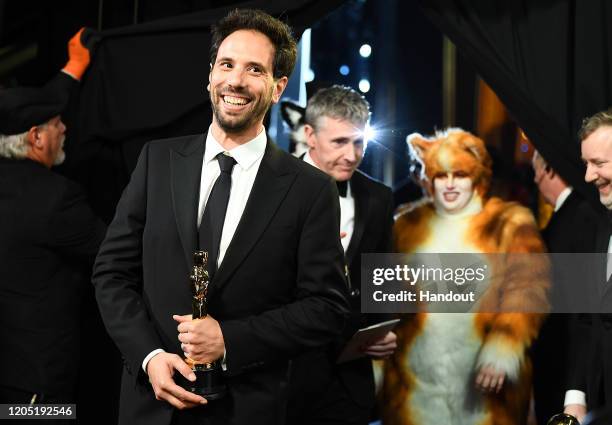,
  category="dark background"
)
[2,1,611,423]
